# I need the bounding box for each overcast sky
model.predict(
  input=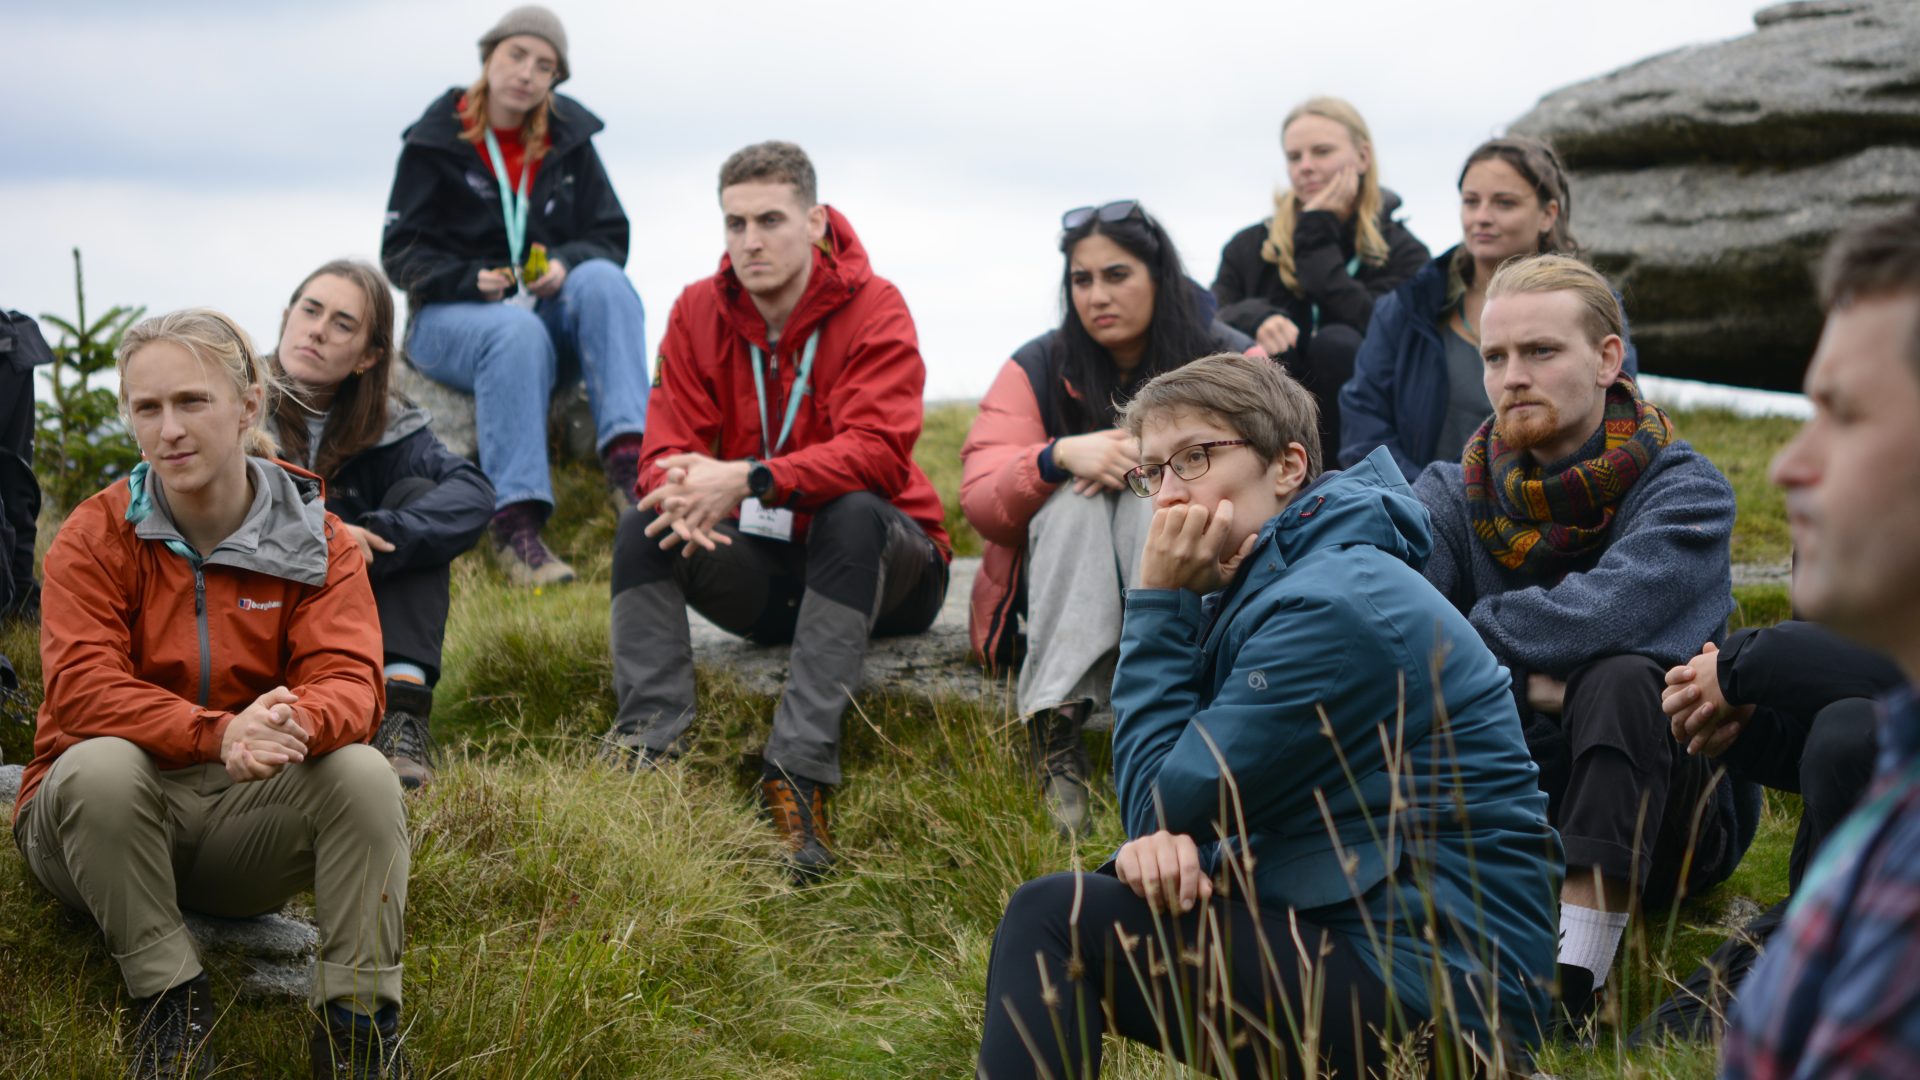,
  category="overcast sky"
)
[2,0,1764,401]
